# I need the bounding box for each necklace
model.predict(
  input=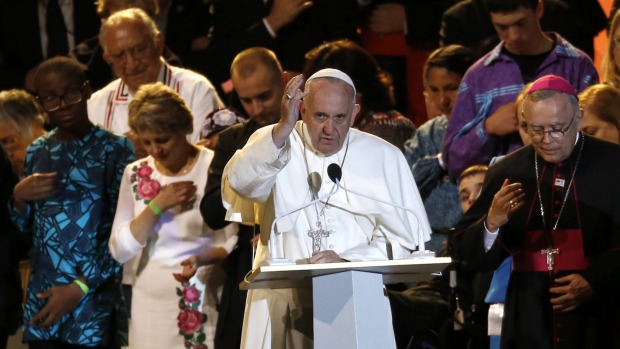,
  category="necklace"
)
[534,134,584,234]
[299,126,350,252]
